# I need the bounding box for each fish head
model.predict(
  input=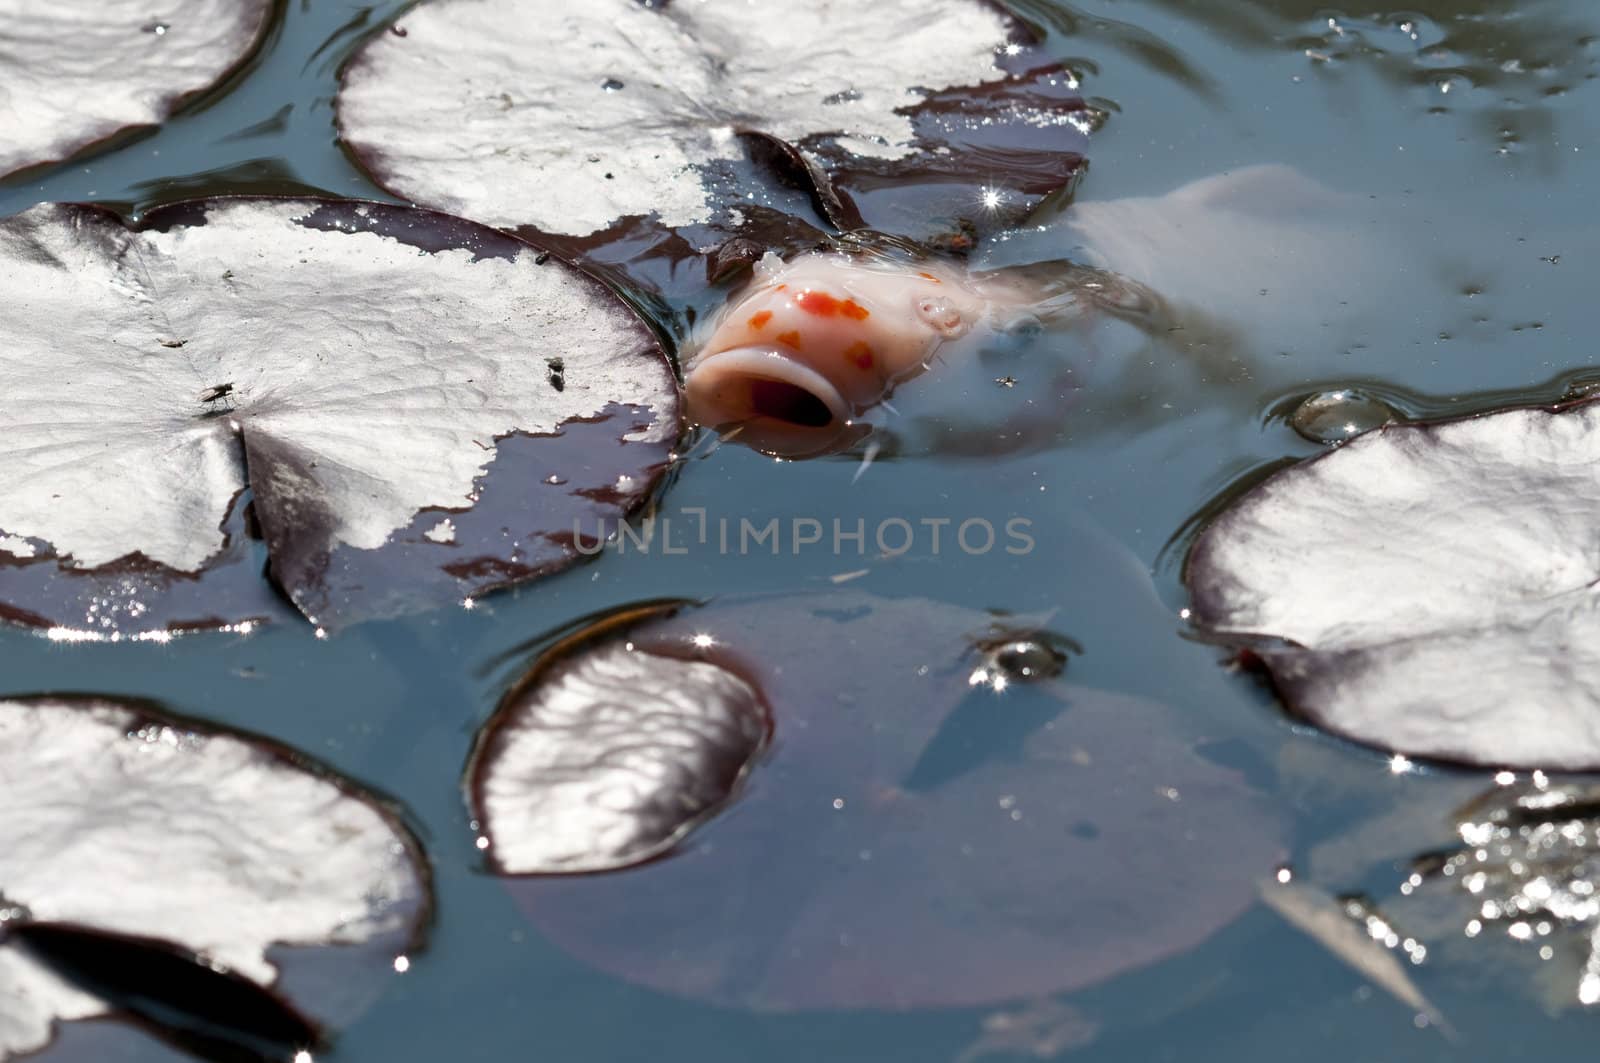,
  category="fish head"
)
[683,251,991,457]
